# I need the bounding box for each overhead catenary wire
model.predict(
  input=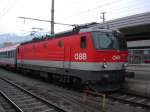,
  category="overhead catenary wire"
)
[0,0,12,17]
[18,0,150,32]
[0,0,17,19]
[106,1,150,14]
[0,0,149,35]
[18,17,77,27]
[60,0,125,20]
[60,0,150,21]
[104,4,150,20]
